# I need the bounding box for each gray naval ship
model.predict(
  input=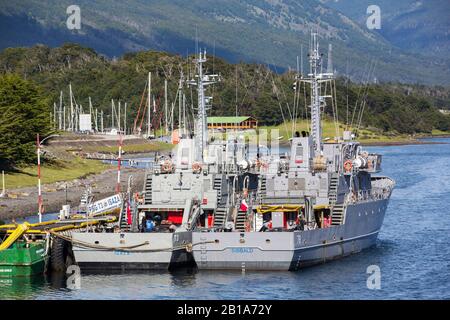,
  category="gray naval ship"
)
[70,50,258,270]
[190,34,395,271]
[71,34,394,271]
